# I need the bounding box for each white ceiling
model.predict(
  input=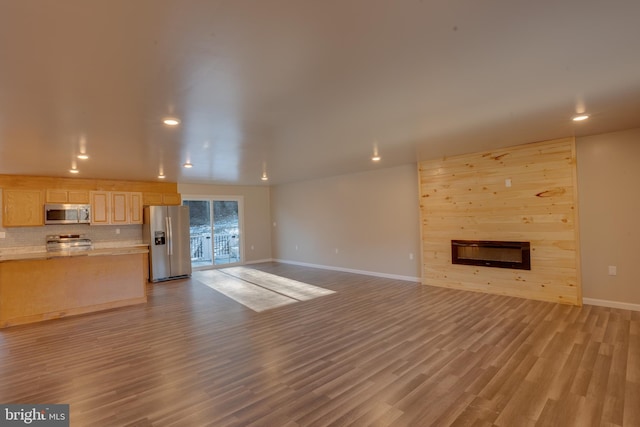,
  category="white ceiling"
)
[1,0,639,186]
